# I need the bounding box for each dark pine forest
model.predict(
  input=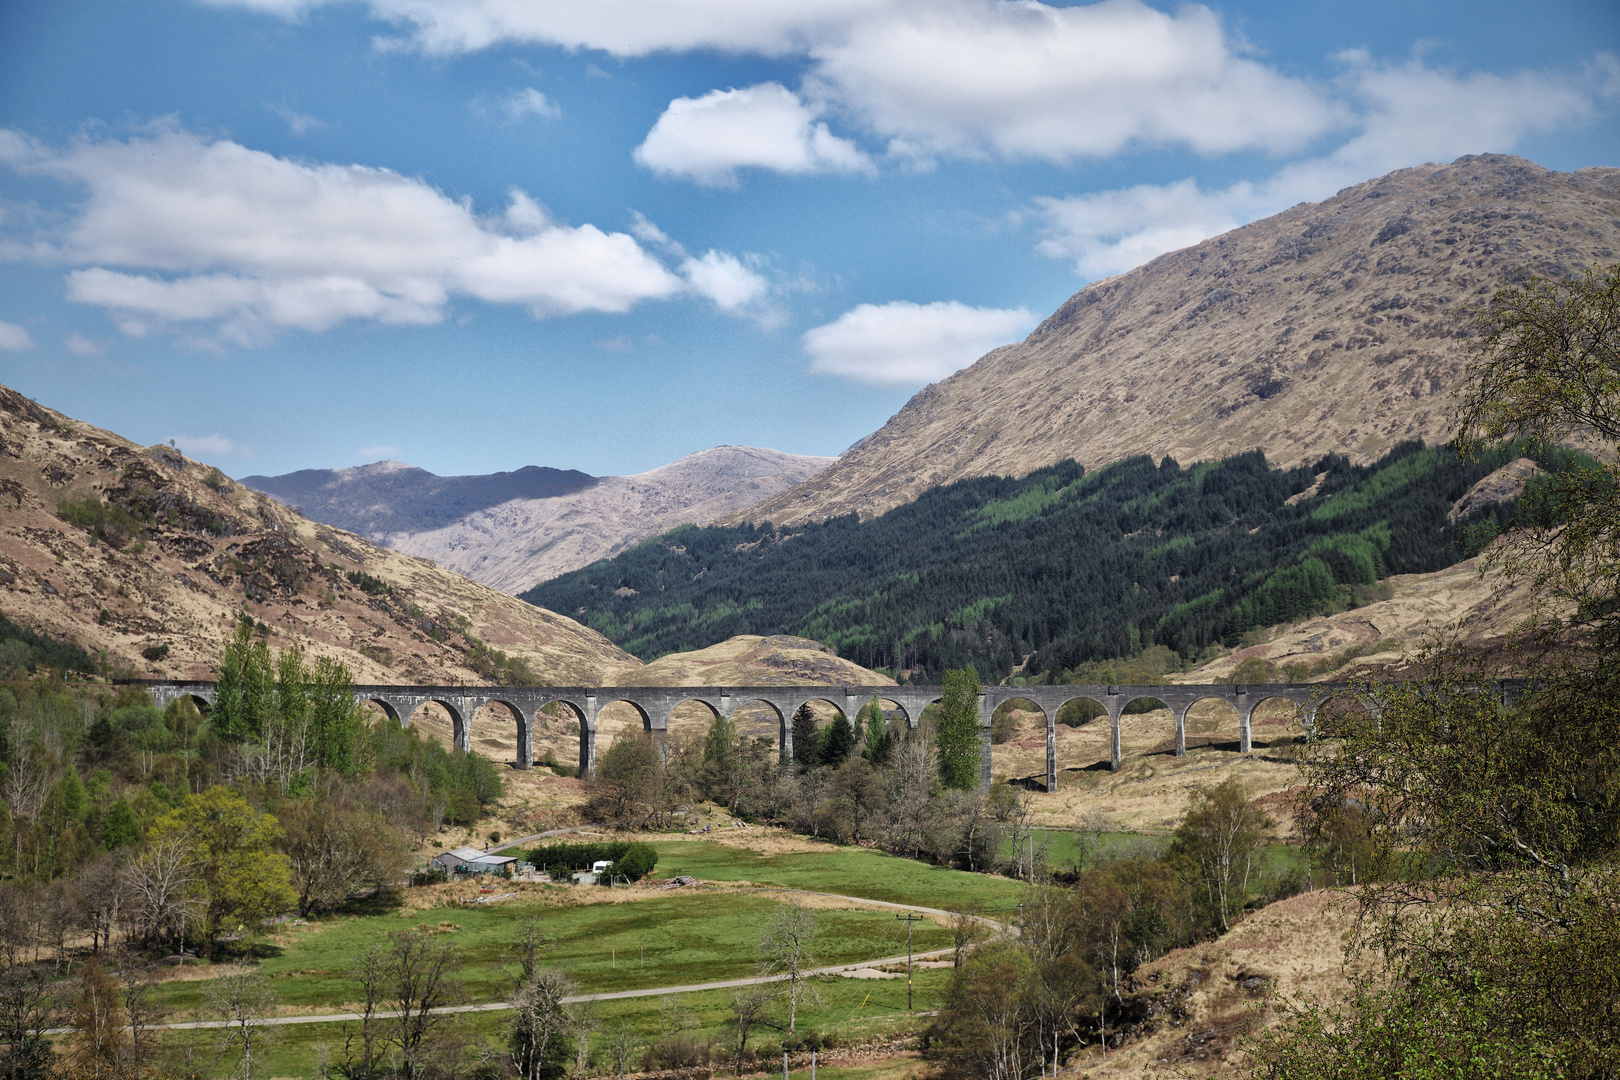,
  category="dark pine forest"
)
[524,441,1573,683]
